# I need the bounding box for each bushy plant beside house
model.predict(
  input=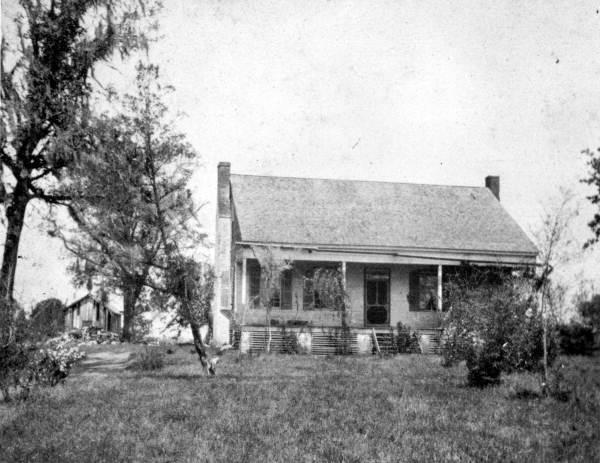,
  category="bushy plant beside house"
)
[441,267,558,387]
[396,322,420,354]
[0,300,85,401]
